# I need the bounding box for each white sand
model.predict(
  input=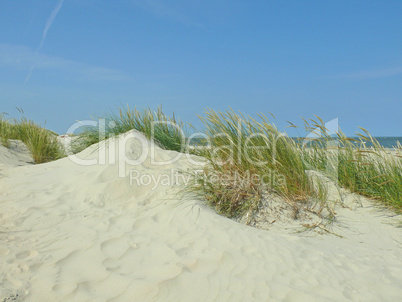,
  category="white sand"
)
[0,130,401,301]
[0,140,33,167]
